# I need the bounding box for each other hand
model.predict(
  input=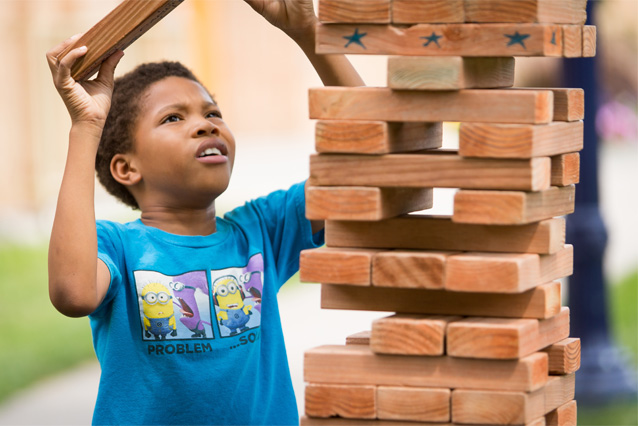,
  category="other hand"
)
[243,0,317,39]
